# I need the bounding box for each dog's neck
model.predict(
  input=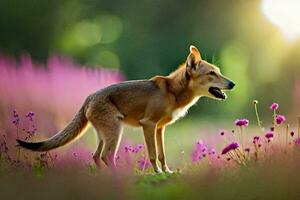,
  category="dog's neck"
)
[167,65,197,108]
